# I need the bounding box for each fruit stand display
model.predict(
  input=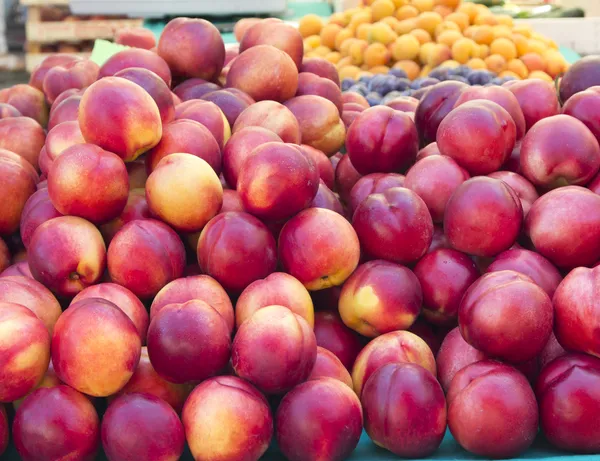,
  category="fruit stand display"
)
[2,0,600,460]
